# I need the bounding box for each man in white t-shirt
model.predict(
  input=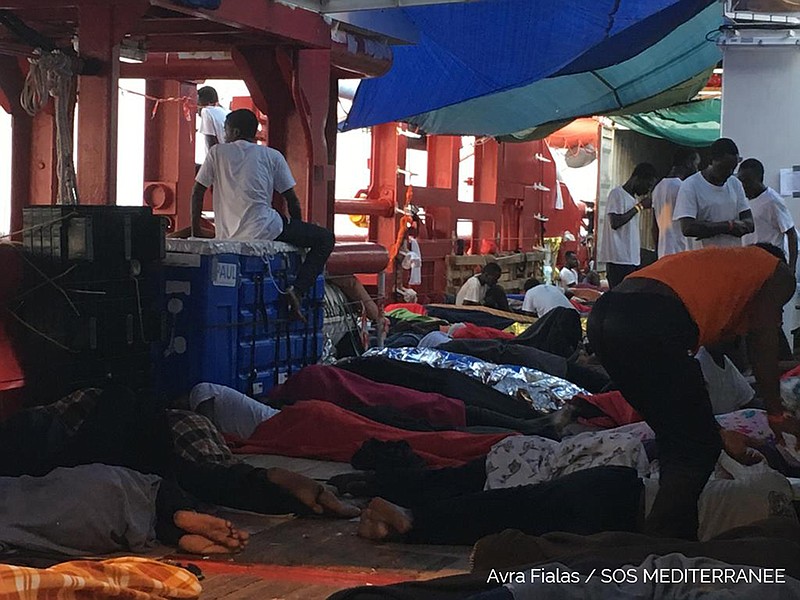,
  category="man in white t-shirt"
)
[192,109,335,320]
[653,148,700,258]
[674,138,754,249]
[521,278,577,318]
[558,251,580,290]
[197,86,229,152]
[597,163,658,288]
[455,262,501,306]
[738,158,798,272]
